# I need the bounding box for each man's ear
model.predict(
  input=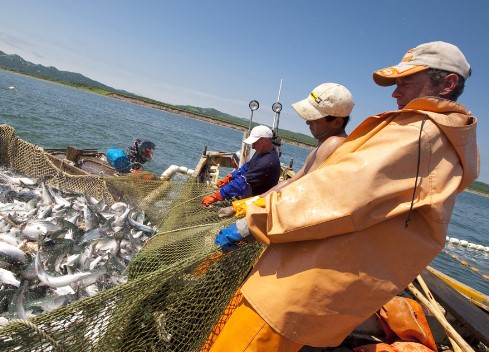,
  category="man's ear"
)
[333,117,344,128]
[440,73,459,97]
